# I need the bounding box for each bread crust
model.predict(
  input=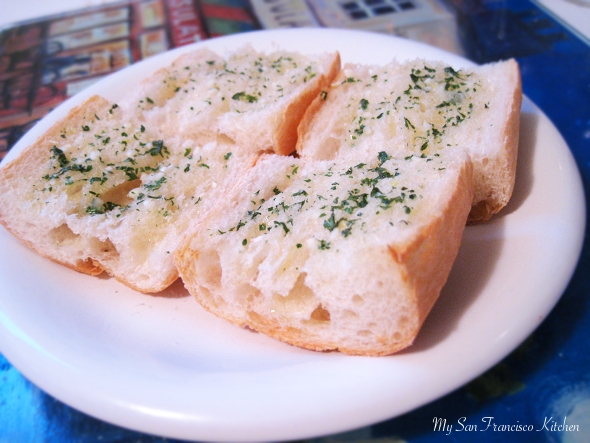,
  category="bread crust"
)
[176,152,473,356]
